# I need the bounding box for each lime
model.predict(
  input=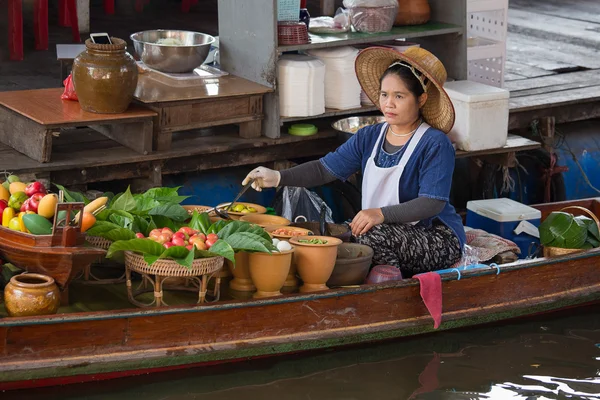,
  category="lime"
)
[7,175,20,183]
